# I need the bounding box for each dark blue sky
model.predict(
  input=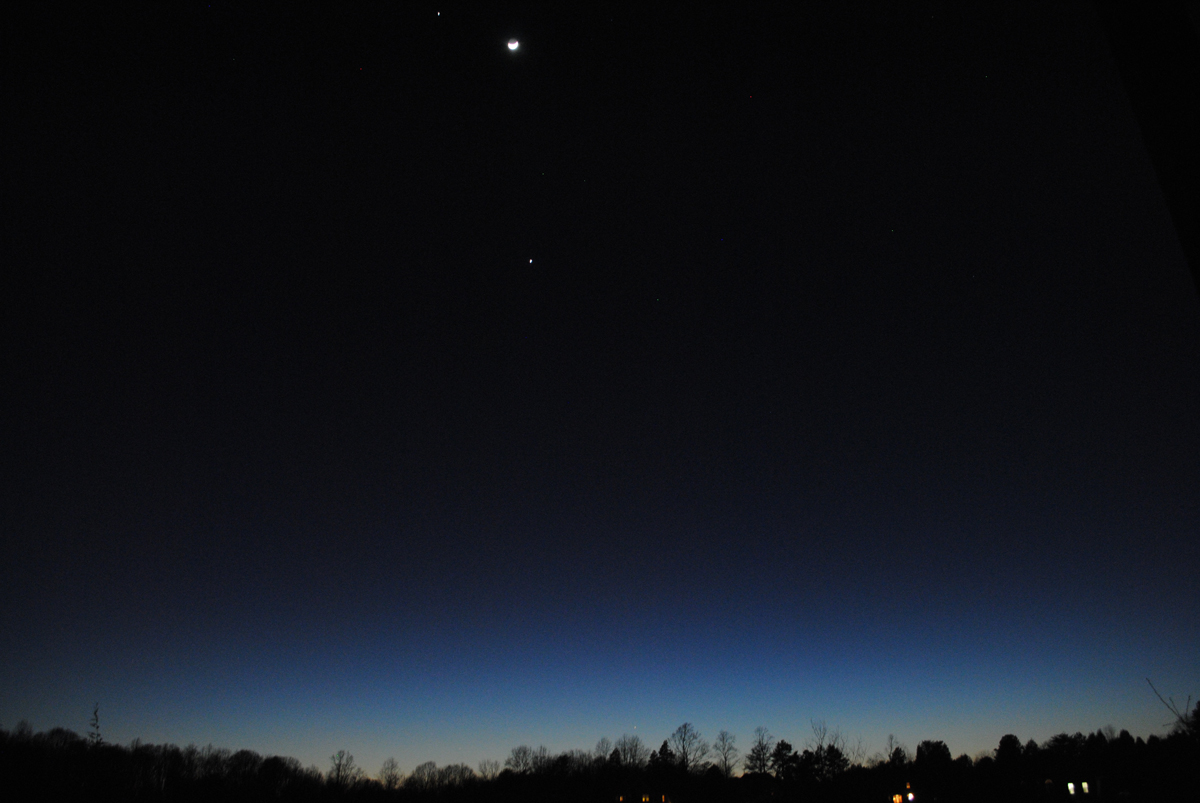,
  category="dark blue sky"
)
[3,2,1198,777]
